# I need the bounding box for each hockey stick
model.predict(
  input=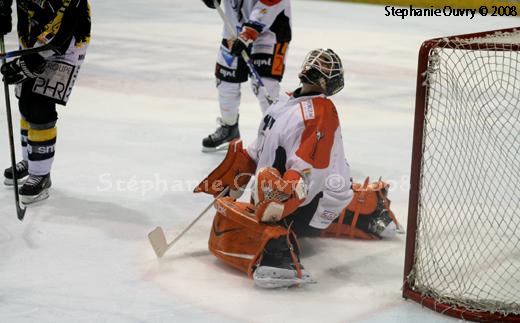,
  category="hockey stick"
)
[1,0,81,61]
[148,187,230,258]
[213,0,275,105]
[0,36,27,221]
[0,42,57,60]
